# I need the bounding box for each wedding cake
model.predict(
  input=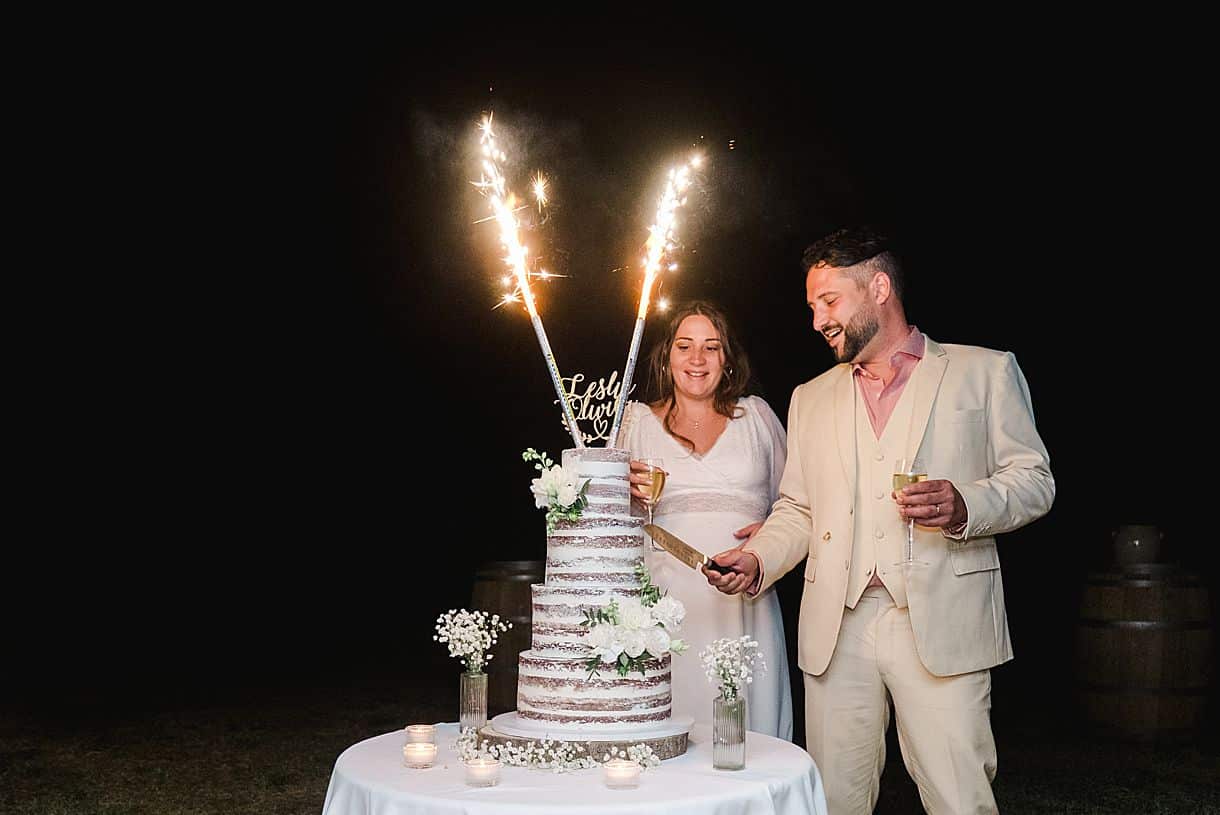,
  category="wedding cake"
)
[514,447,673,729]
